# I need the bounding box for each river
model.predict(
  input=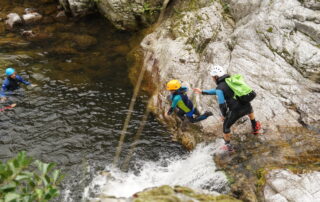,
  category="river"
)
[0,3,229,201]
